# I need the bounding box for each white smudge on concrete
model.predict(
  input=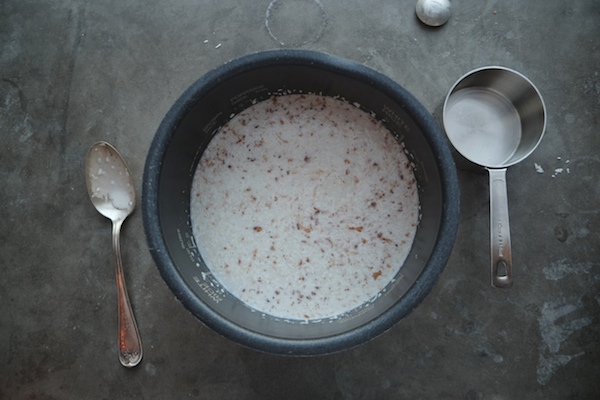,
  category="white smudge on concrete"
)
[542,258,598,281]
[536,298,592,385]
[537,351,584,386]
[539,301,592,353]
